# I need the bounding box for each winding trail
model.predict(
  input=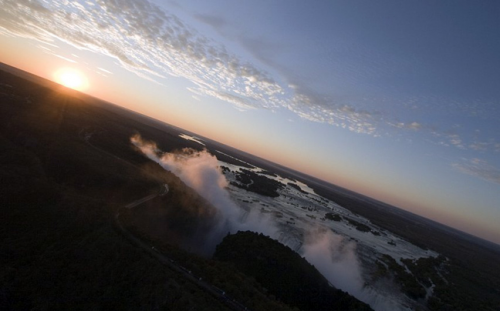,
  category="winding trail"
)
[124,194,157,209]
[115,195,248,311]
[79,127,249,310]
